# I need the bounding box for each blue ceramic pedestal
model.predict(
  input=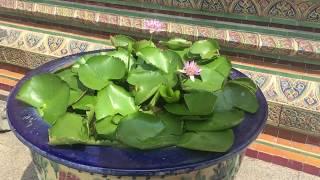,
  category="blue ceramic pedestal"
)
[7,50,268,180]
